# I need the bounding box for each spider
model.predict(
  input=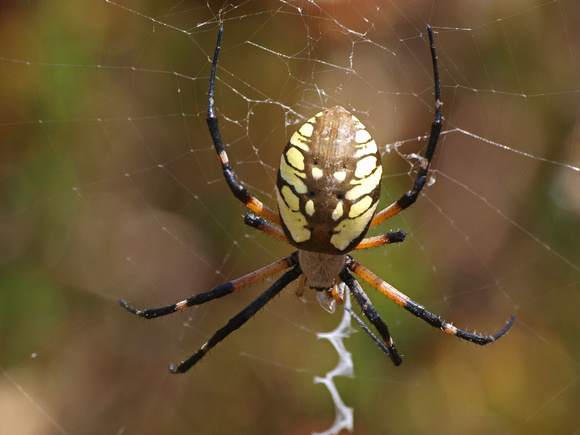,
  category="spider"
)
[120,26,515,374]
